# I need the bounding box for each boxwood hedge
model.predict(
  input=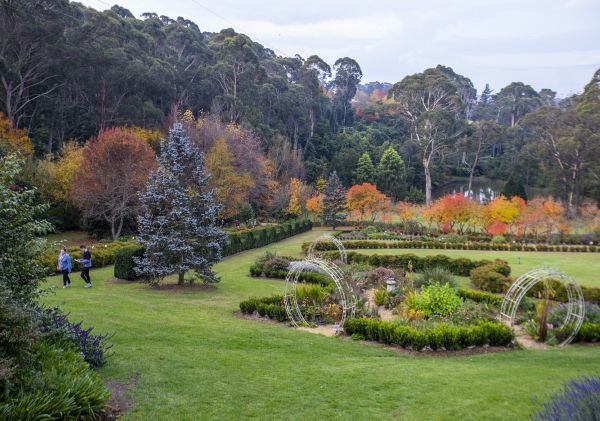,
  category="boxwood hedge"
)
[344,318,513,351]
